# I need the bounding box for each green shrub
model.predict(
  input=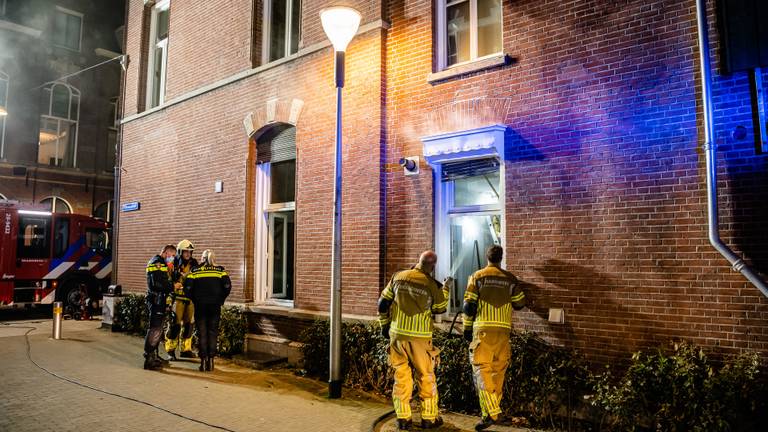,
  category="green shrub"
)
[113,294,246,357]
[299,320,767,431]
[590,342,767,432]
[217,305,246,357]
[114,293,148,335]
